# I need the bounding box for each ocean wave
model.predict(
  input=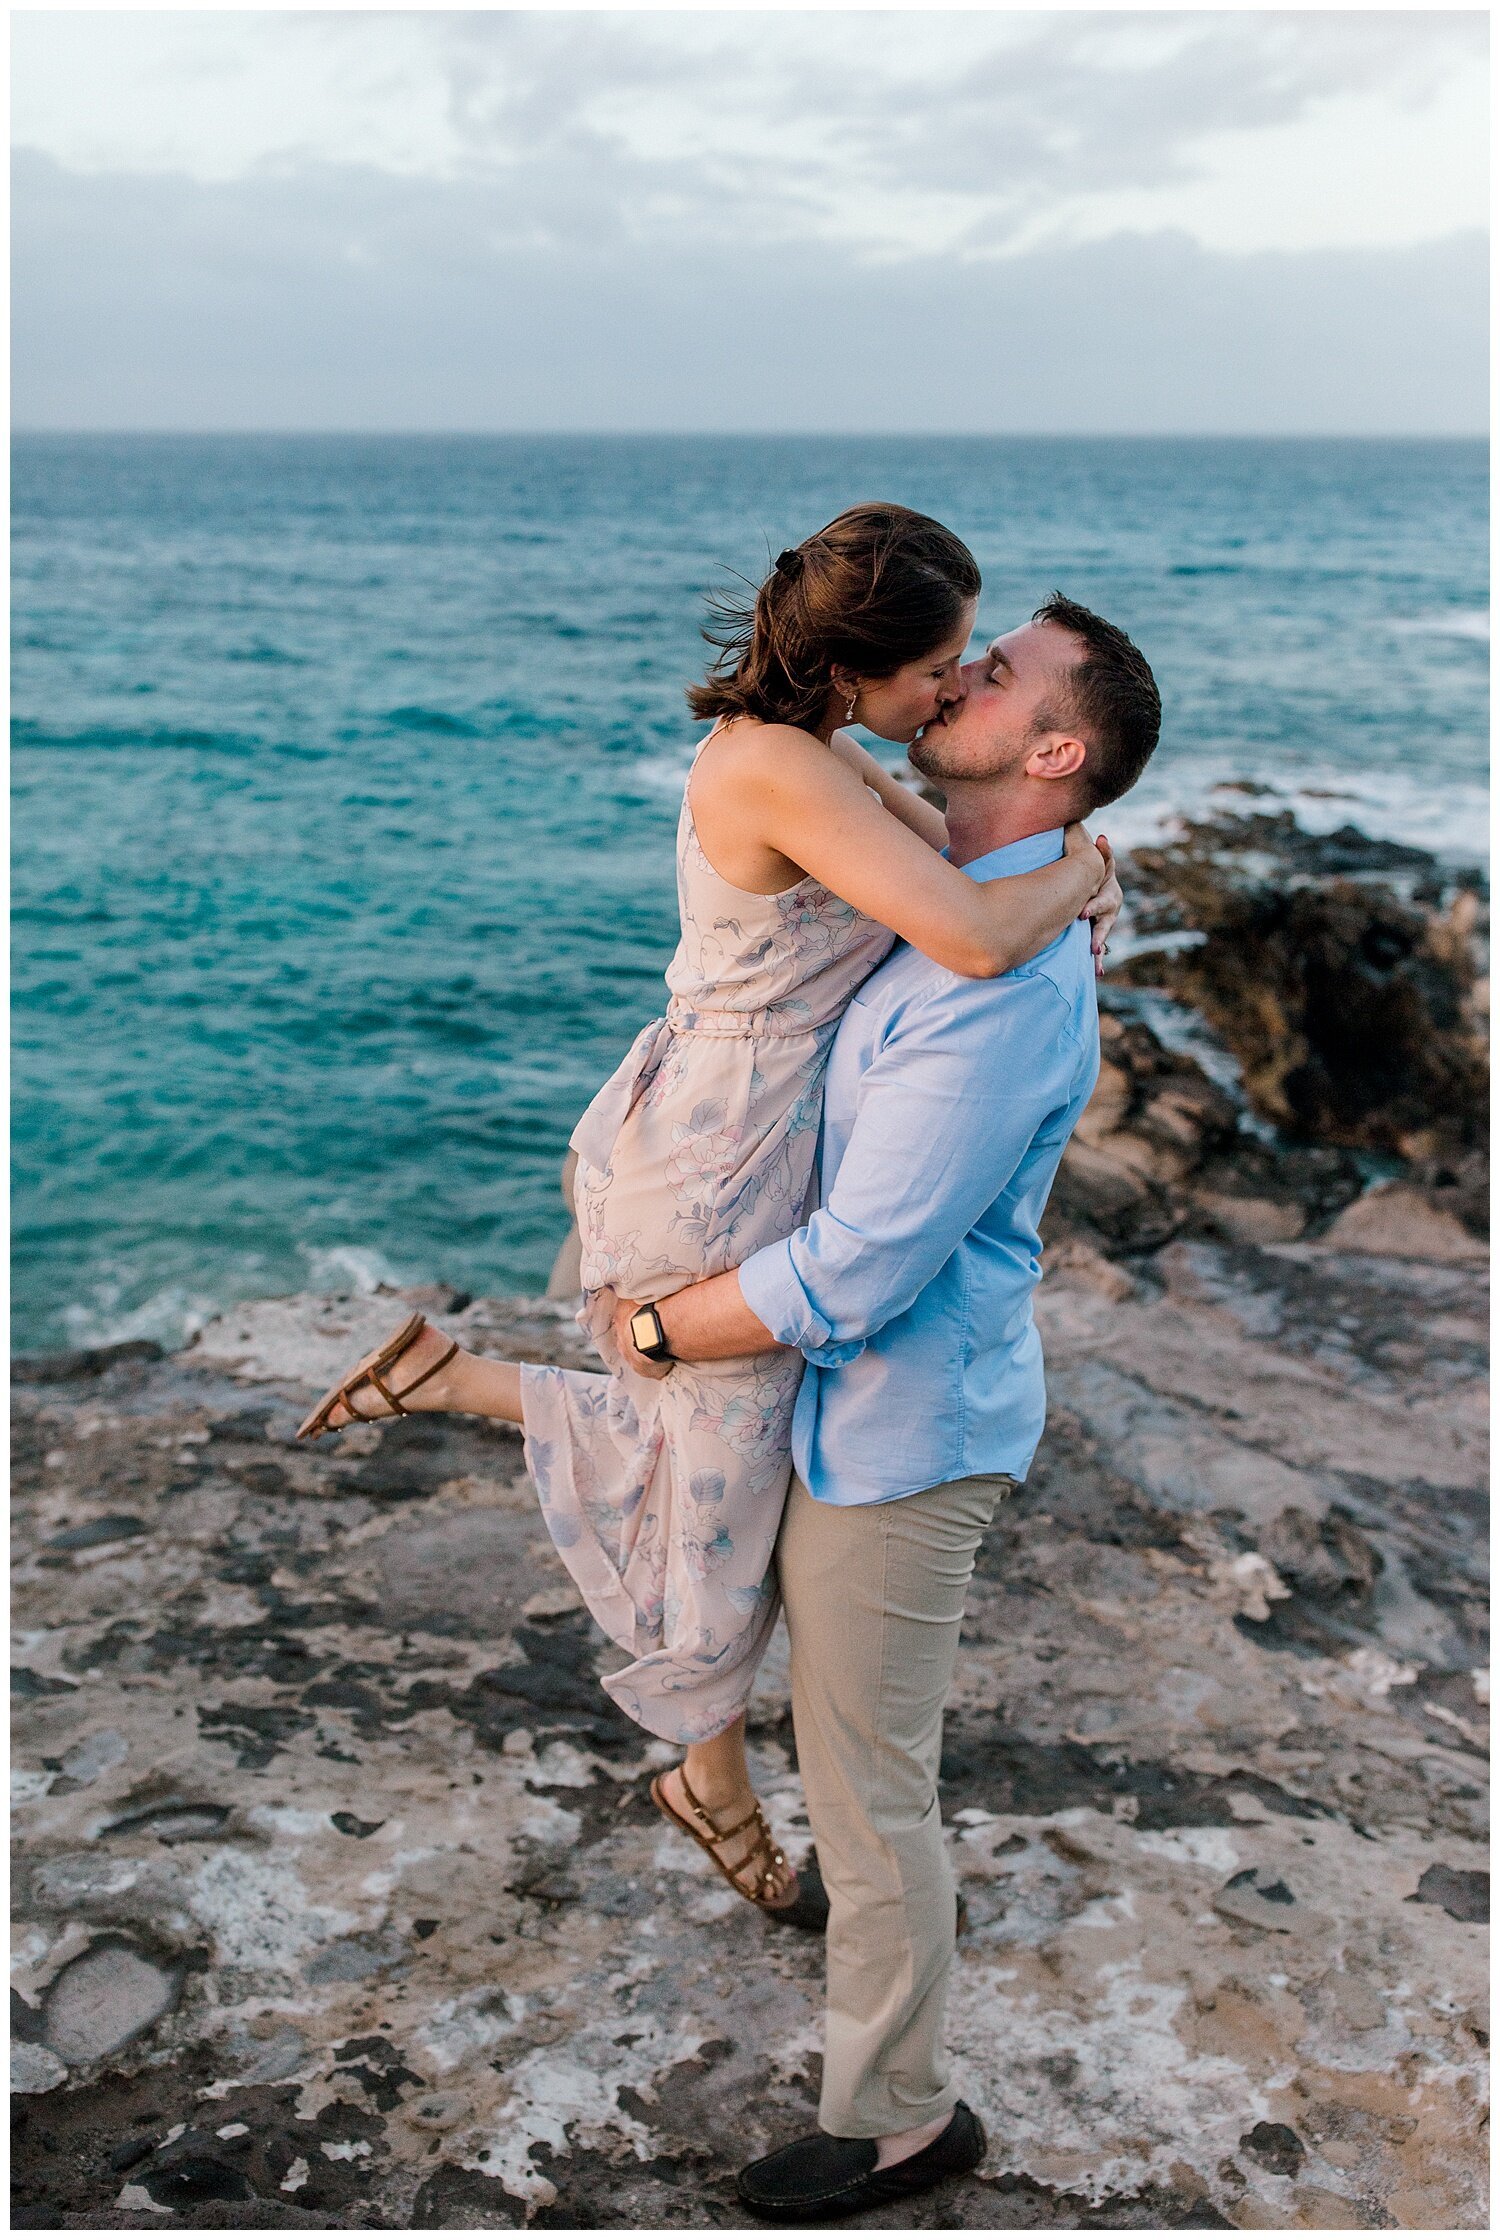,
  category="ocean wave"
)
[11,720,259,754]
[1097,765,1489,868]
[60,1279,223,1354]
[46,1241,415,1358]
[624,751,695,797]
[384,706,481,736]
[300,1243,410,1295]
[1390,610,1489,643]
